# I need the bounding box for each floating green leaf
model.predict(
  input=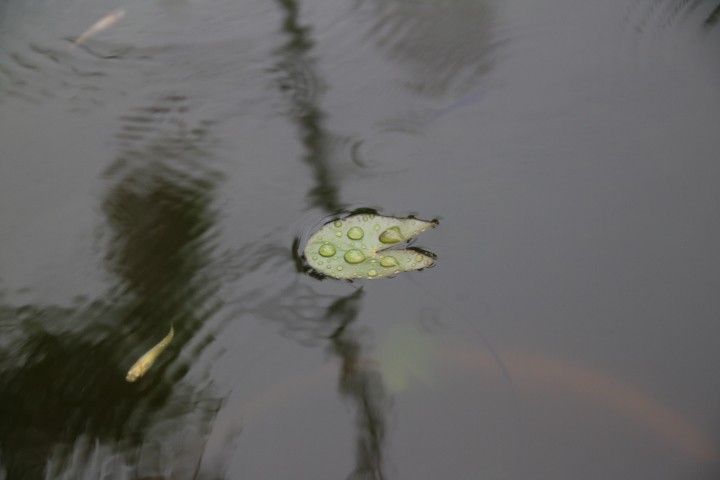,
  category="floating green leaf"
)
[304,213,438,280]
